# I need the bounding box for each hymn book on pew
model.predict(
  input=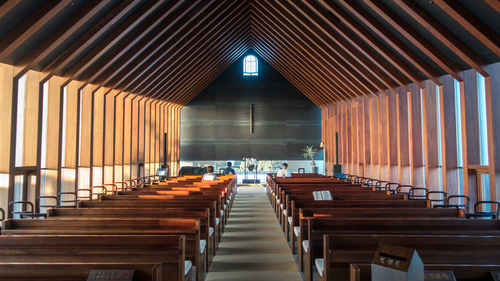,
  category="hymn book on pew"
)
[313,191,333,200]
